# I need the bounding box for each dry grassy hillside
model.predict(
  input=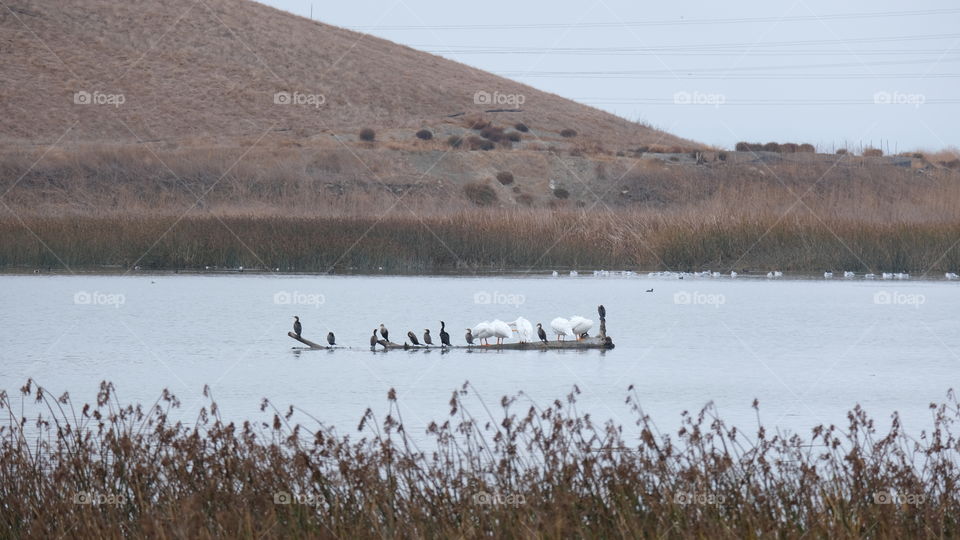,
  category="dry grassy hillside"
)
[0,0,692,149]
